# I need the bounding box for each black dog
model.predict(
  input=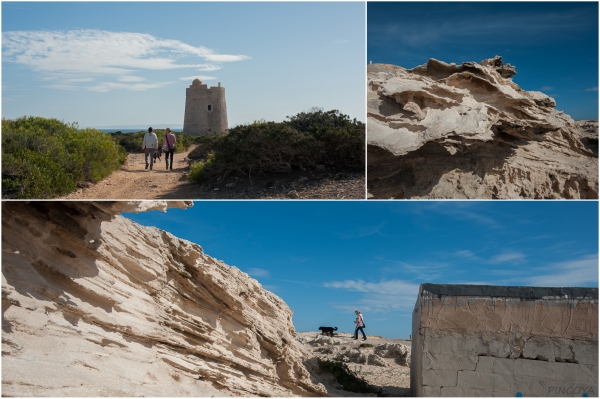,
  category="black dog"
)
[319,326,338,337]
[154,146,163,163]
